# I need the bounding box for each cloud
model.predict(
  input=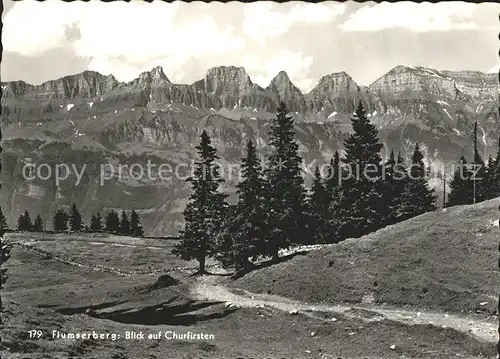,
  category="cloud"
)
[341,2,477,32]
[3,1,245,82]
[244,50,315,92]
[244,1,345,41]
